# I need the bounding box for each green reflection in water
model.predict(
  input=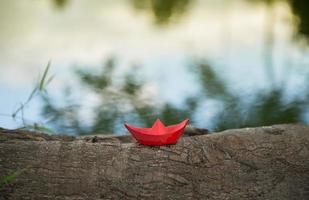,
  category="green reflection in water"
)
[39,58,309,135]
[40,58,198,134]
[48,0,309,39]
[131,0,192,25]
[194,62,308,131]
[2,0,309,134]
[289,0,309,40]
[53,0,69,9]
[247,0,309,41]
